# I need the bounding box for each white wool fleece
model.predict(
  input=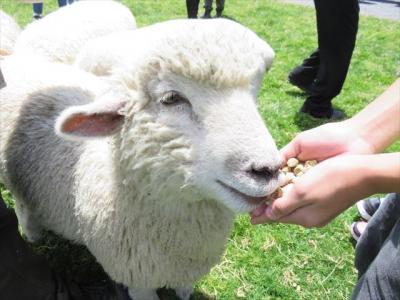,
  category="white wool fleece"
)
[77,18,274,92]
[13,1,136,64]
